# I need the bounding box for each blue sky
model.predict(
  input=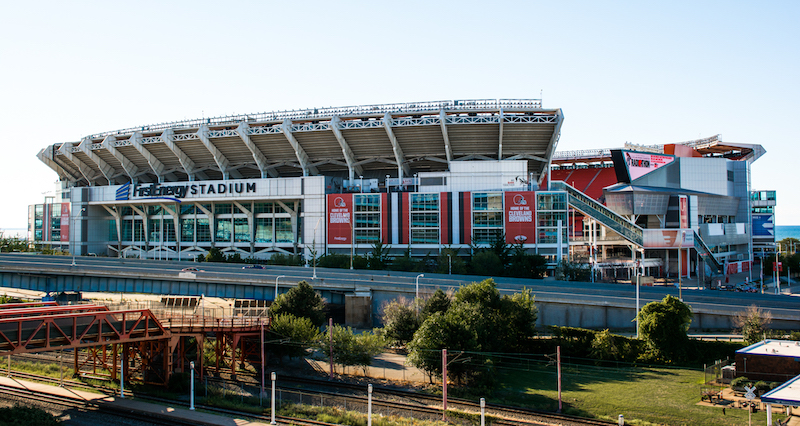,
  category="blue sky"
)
[1,0,798,232]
